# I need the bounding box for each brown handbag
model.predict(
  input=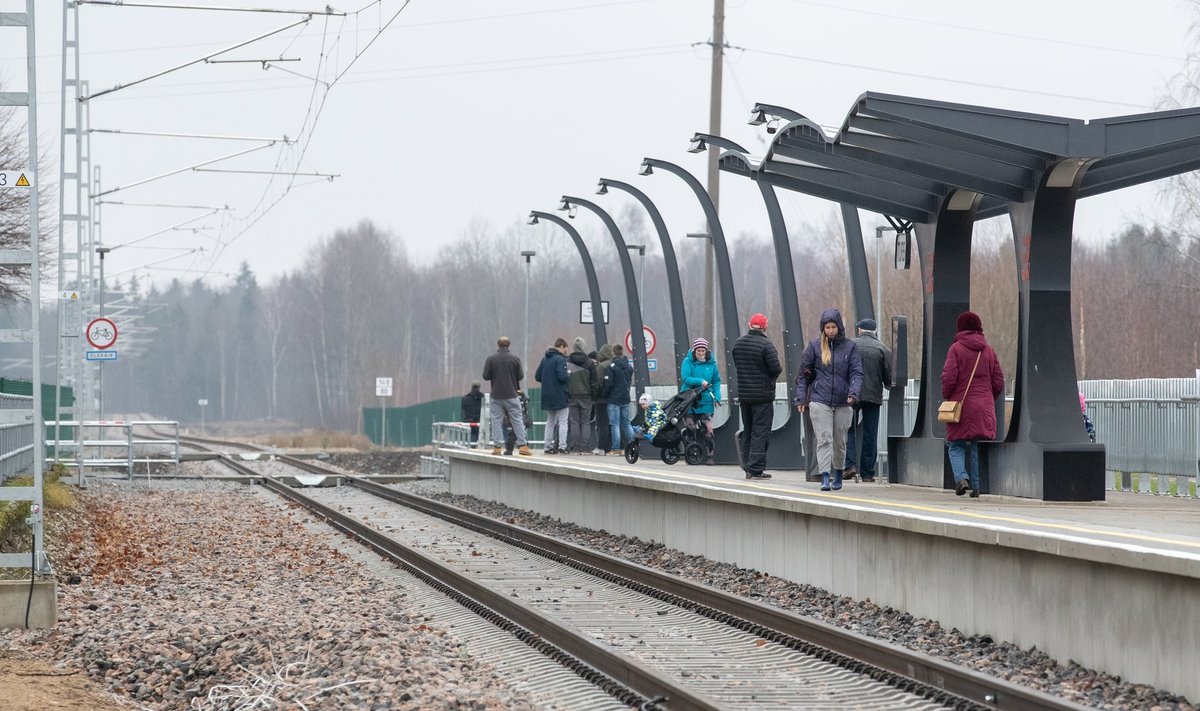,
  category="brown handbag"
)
[937,352,982,424]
